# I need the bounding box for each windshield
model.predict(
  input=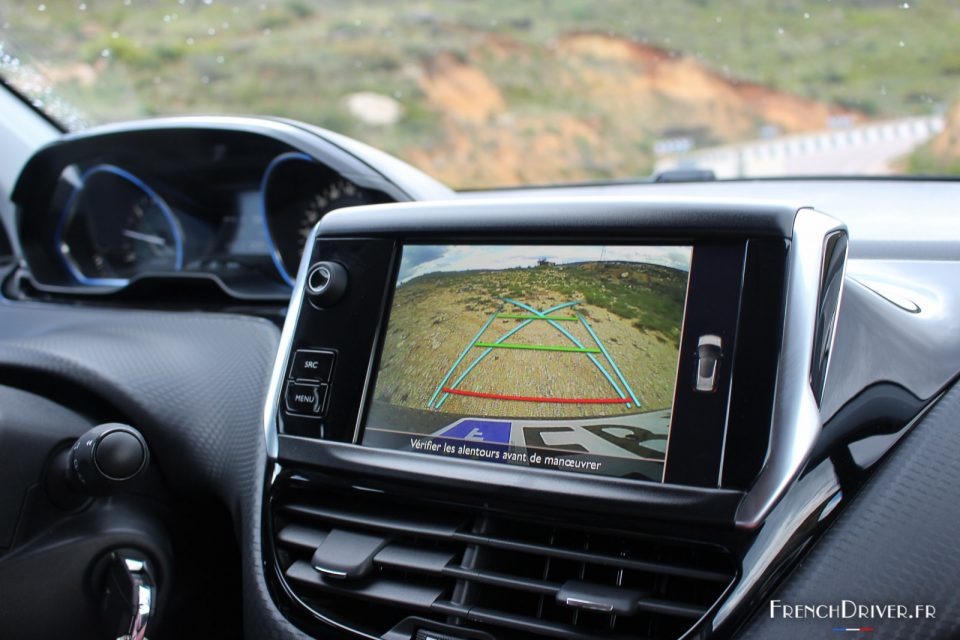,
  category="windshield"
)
[0,1,956,188]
